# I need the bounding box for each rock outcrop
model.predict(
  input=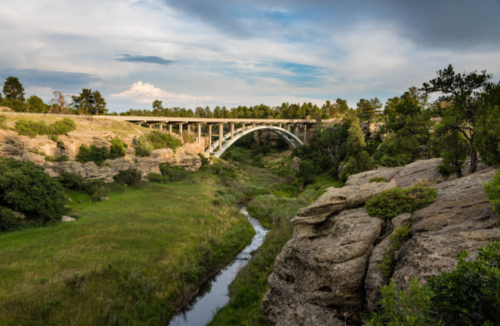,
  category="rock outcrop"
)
[263,159,499,325]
